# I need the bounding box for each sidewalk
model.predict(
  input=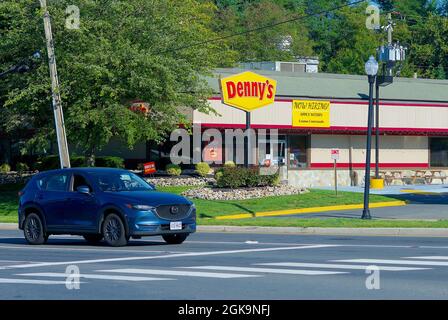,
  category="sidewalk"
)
[2,223,448,237]
[316,184,448,195]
